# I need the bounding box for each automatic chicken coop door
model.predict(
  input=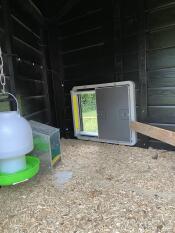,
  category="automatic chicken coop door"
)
[71,81,137,146]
